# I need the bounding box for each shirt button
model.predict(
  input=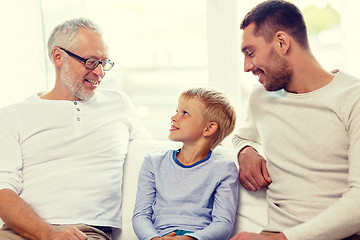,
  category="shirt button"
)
[77,117,81,121]
[74,101,78,105]
[76,108,80,111]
